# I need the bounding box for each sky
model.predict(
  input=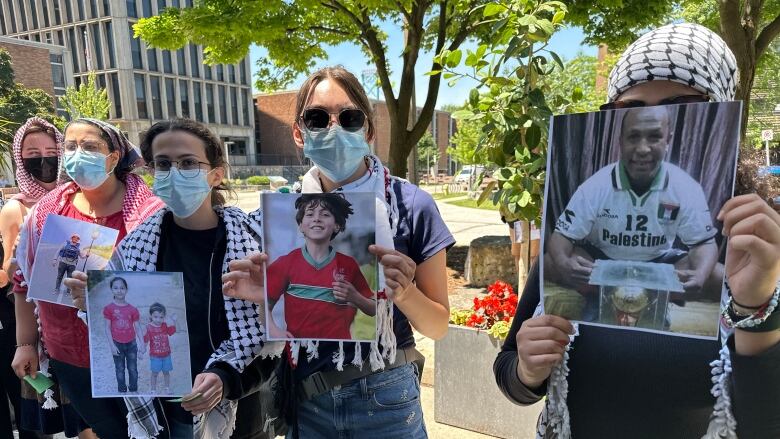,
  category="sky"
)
[249,25,596,110]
